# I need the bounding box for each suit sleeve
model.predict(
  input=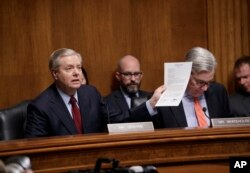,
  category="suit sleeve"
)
[25,103,50,138]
